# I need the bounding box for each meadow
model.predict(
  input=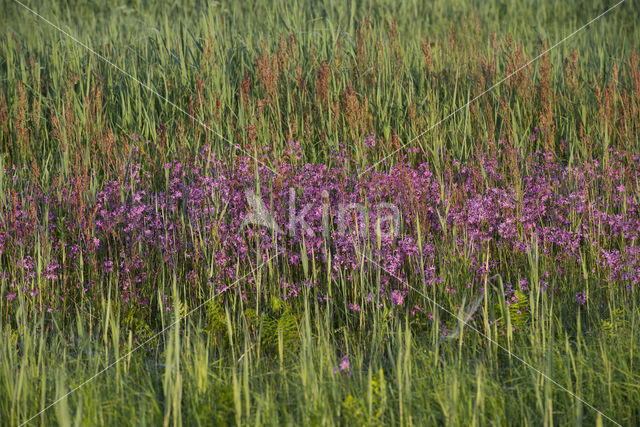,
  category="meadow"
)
[1,0,639,425]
